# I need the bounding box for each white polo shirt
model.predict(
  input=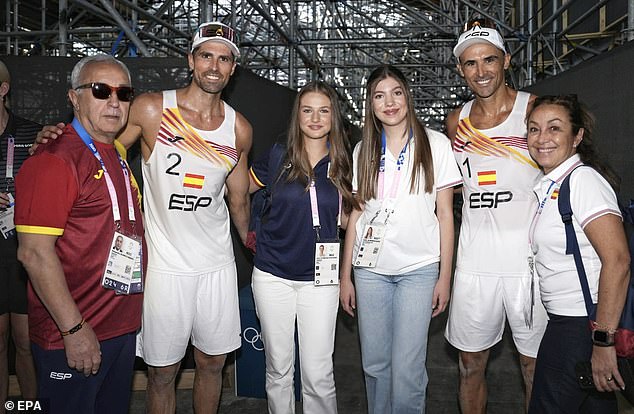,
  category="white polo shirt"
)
[352,128,462,275]
[530,154,621,316]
